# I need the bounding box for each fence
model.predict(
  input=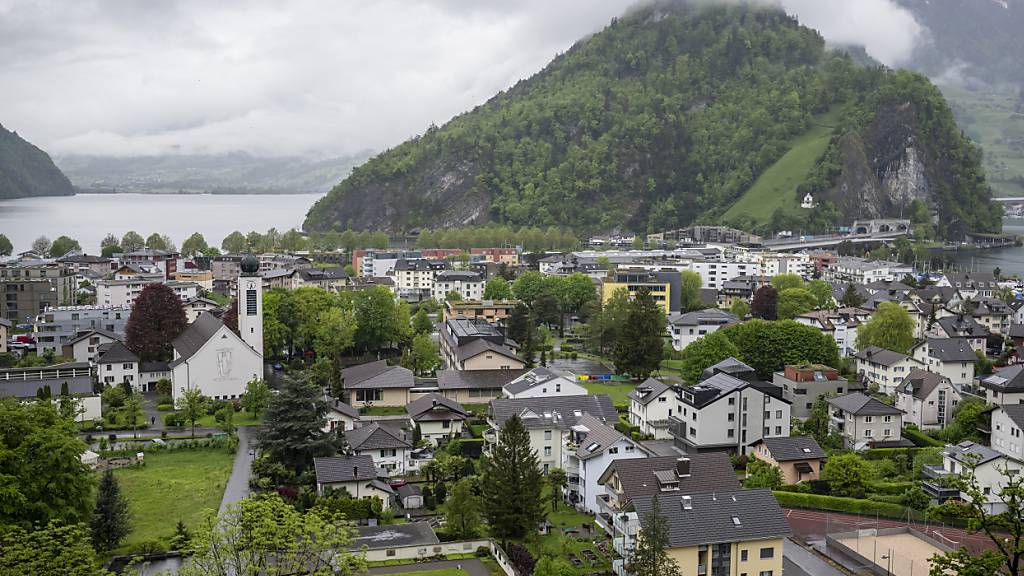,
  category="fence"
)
[361,537,518,576]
